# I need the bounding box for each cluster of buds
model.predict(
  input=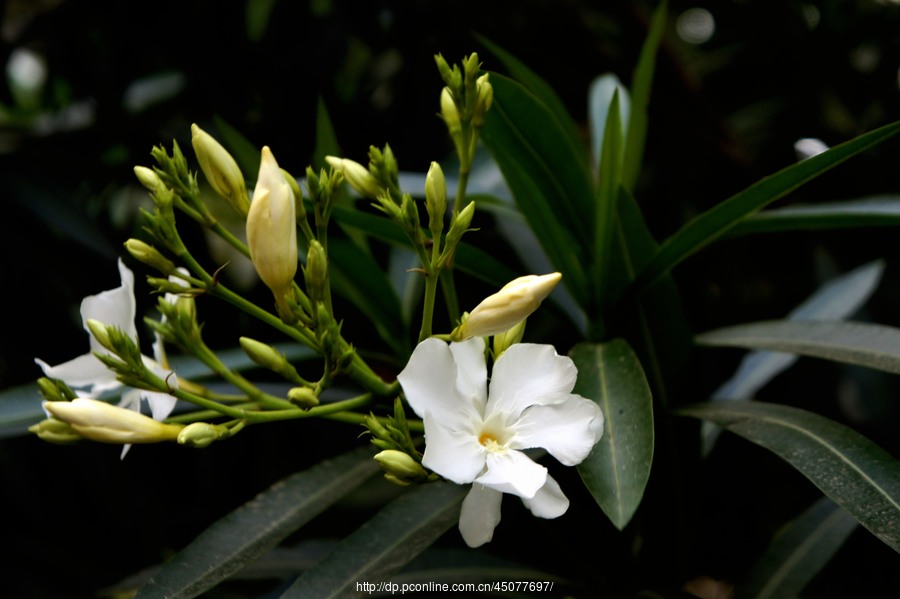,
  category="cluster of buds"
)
[364,398,434,486]
[435,53,493,171]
